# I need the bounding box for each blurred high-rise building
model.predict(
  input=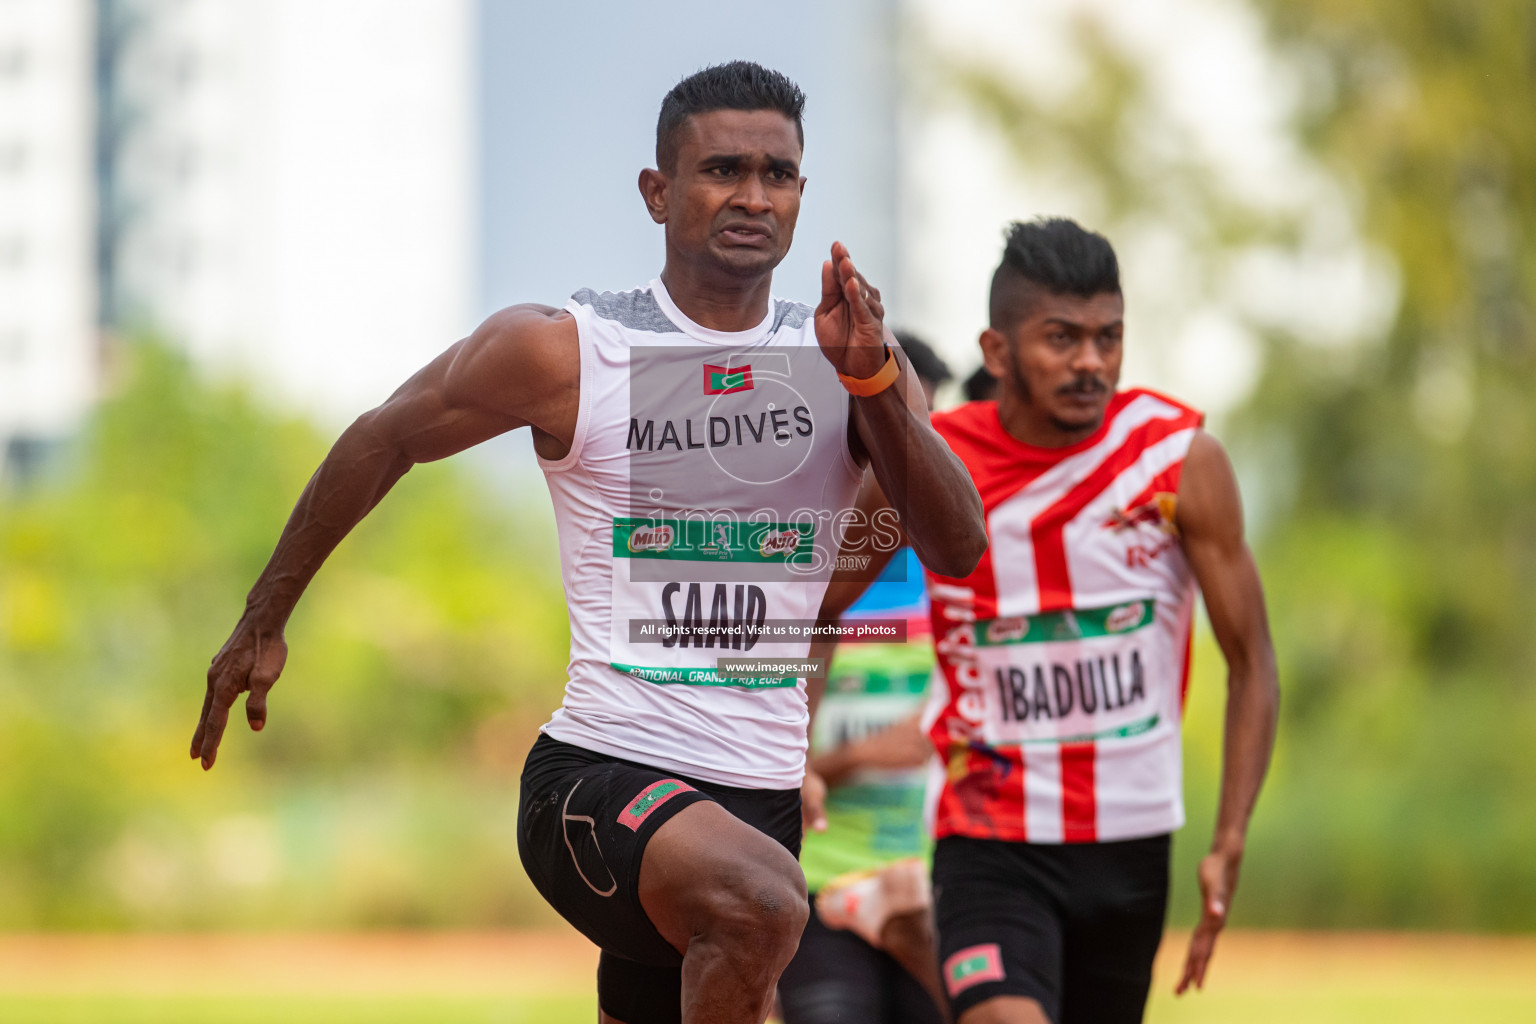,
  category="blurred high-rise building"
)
[93,0,475,419]
[0,0,97,480]
[3,0,899,480]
